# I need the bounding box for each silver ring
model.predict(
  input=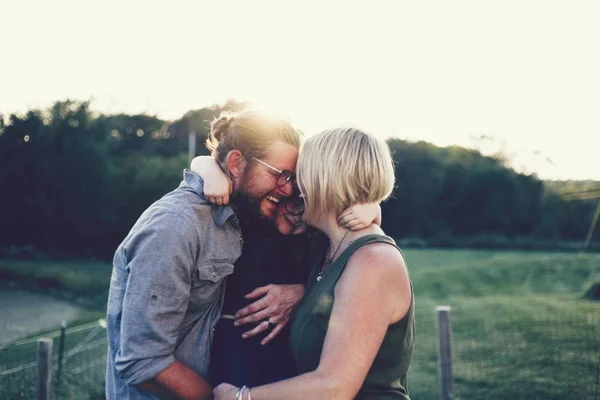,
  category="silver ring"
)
[265,319,274,329]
